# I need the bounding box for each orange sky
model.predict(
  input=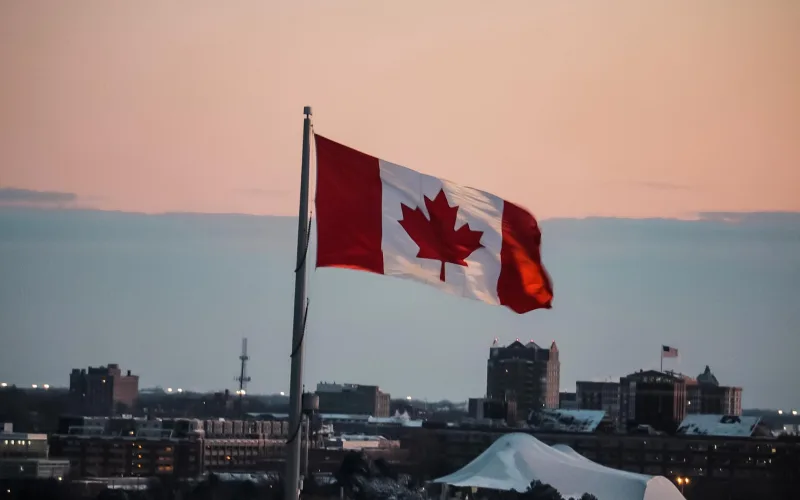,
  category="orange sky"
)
[1,0,798,219]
